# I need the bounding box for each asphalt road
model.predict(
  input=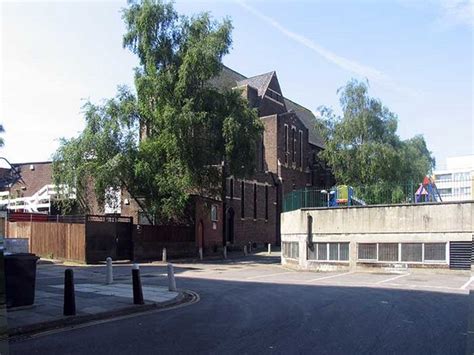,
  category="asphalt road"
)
[9,255,472,355]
